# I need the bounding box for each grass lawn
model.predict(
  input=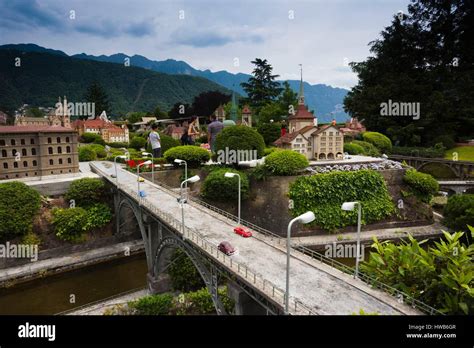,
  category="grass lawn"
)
[444,146,474,161]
